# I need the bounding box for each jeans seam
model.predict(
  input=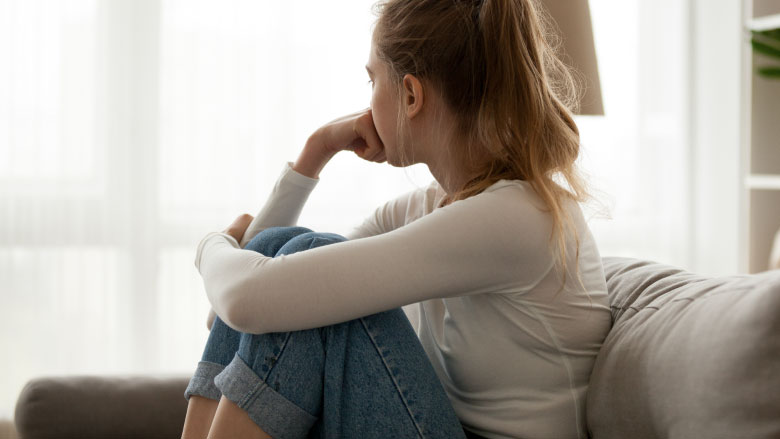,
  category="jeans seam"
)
[238,332,292,407]
[239,380,265,408]
[359,315,425,438]
[266,332,291,379]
